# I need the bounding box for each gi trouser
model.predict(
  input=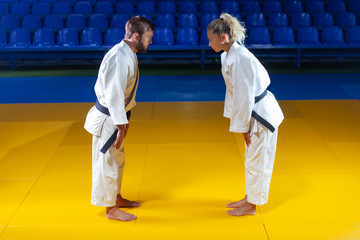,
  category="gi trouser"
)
[245,117,278,206]
[91,116,125,207]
